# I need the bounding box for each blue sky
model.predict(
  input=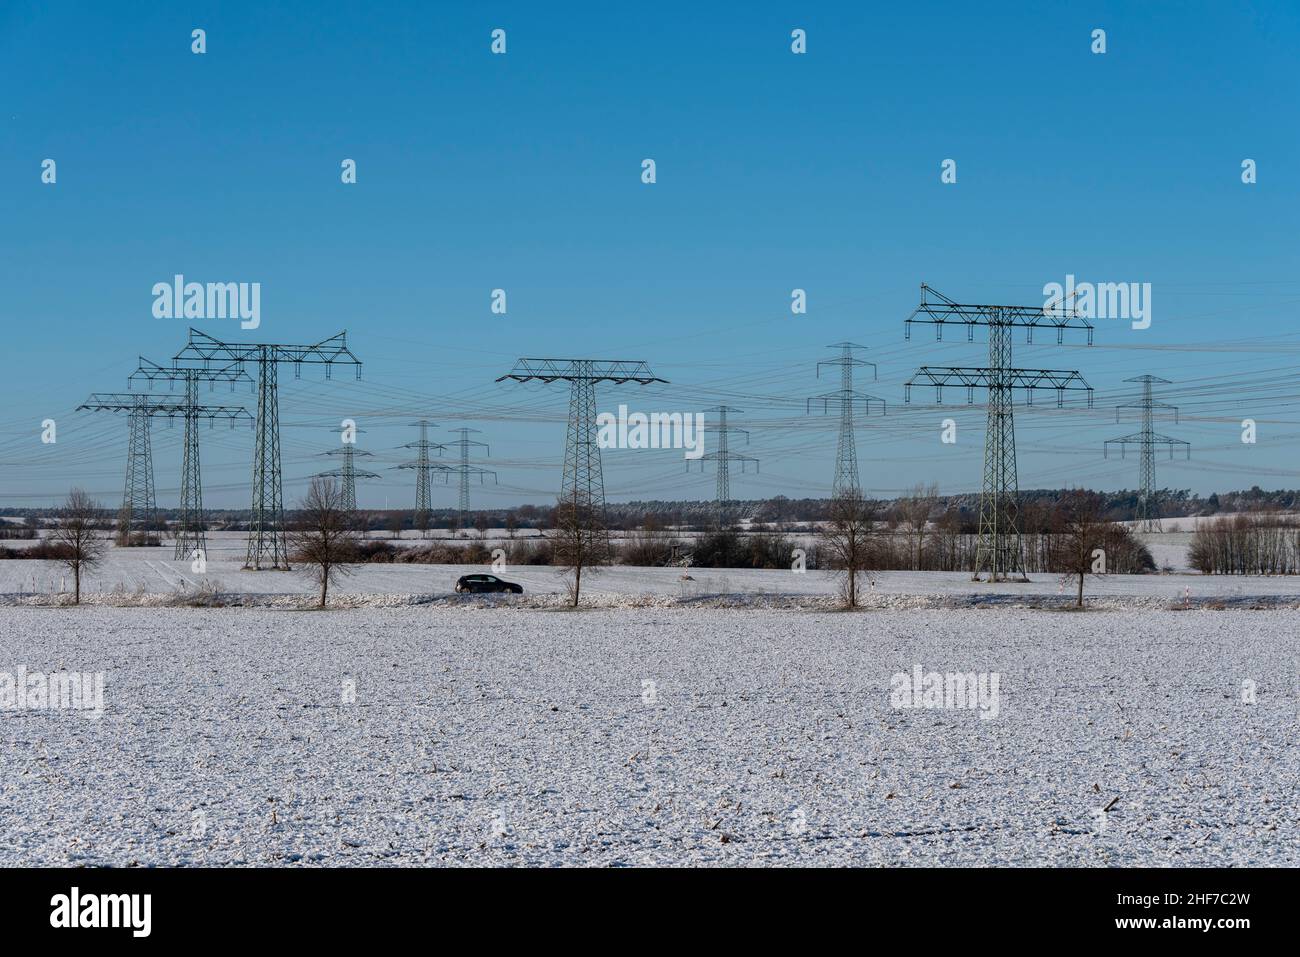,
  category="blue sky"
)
[1,1,1298,510]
